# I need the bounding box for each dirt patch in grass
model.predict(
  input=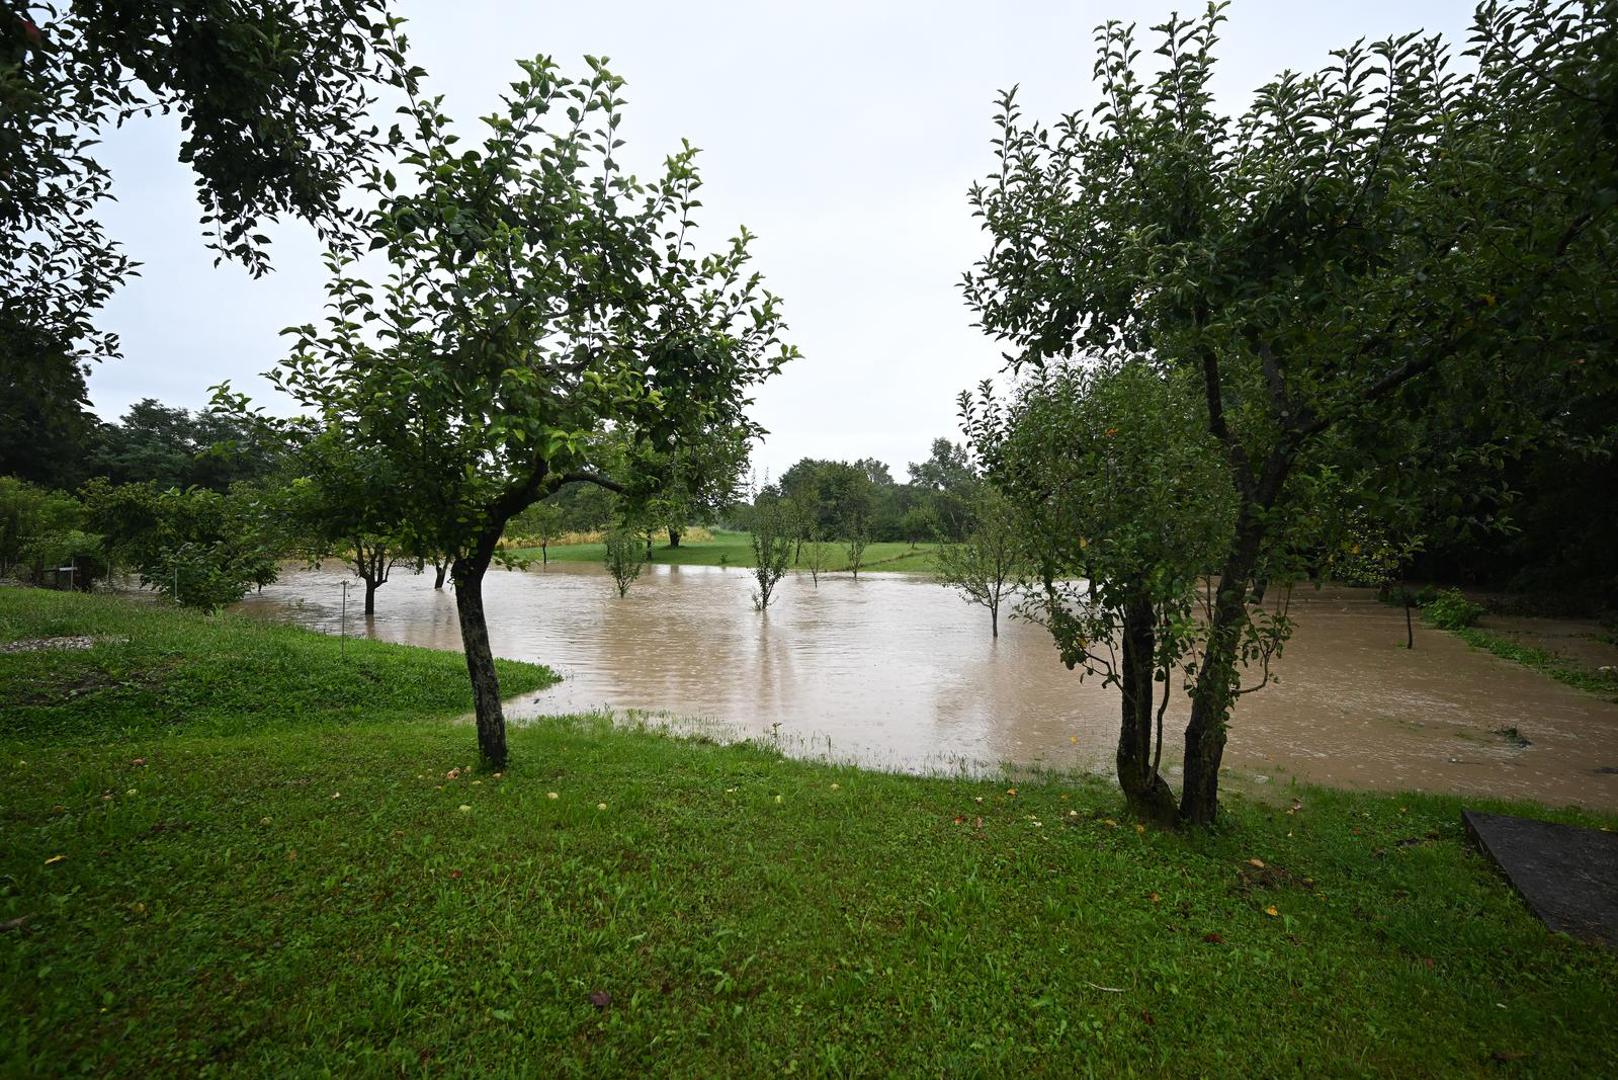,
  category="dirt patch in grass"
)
[11,659,173,707]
